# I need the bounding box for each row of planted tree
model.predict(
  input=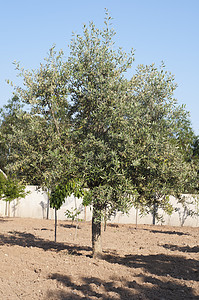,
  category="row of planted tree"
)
[0,12,199,257]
